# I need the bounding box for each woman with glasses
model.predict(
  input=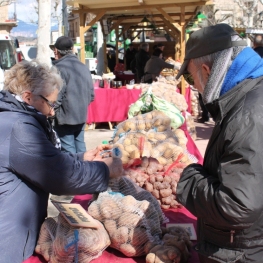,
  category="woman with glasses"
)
[0,60,123,263]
